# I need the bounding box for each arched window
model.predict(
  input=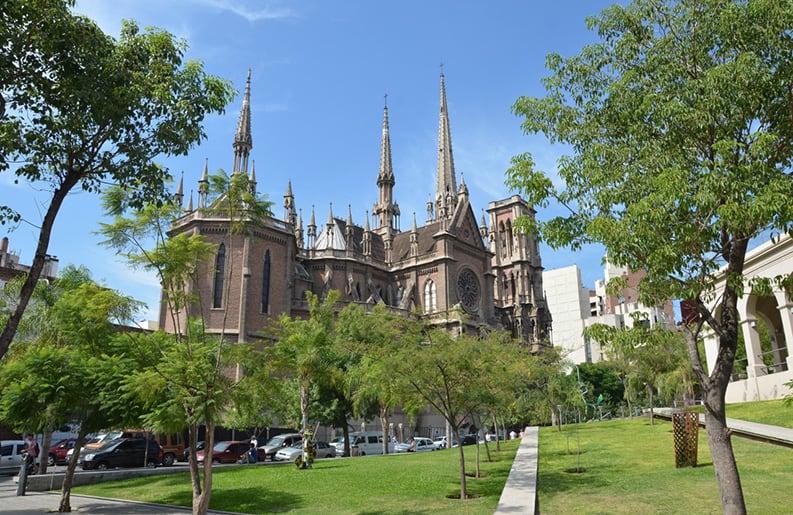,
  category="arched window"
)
[506,219,514,257]
[261,249,271,314]
[510,272,516,301]
[212,243,226,309]
[424,279,437,313]
[499,222,507,258]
